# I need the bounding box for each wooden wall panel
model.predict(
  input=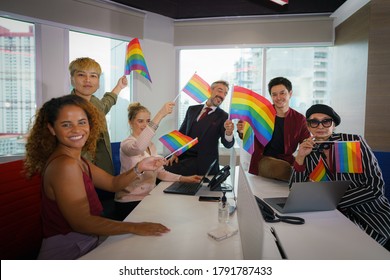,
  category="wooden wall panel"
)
[333,4,369,137]
[365,0,390,151]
